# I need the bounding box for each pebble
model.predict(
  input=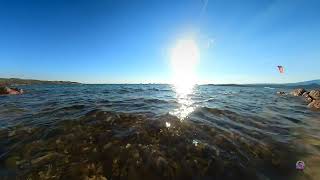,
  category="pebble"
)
[103,143,112,150]
[82,147,90,151]
[8,130,16,137]
[31,153,59,165]
[106,116,112,122]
